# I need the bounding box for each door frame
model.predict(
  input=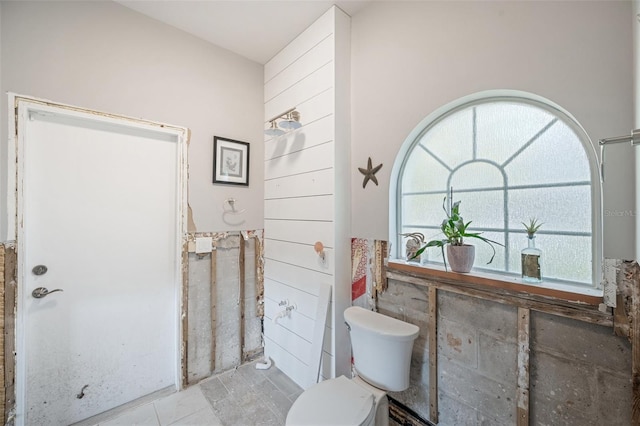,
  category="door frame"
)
[6,93,190,424]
